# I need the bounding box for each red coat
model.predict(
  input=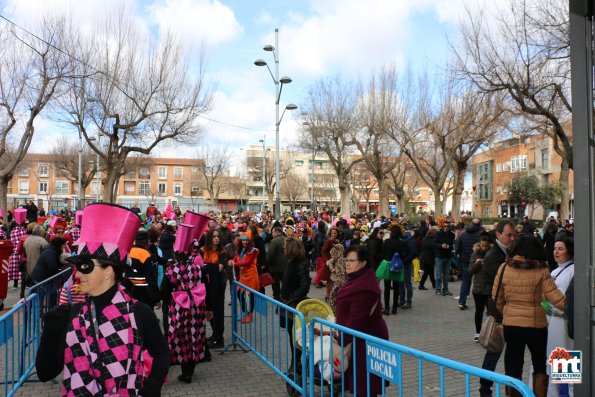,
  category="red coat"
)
[335,267,389,396]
